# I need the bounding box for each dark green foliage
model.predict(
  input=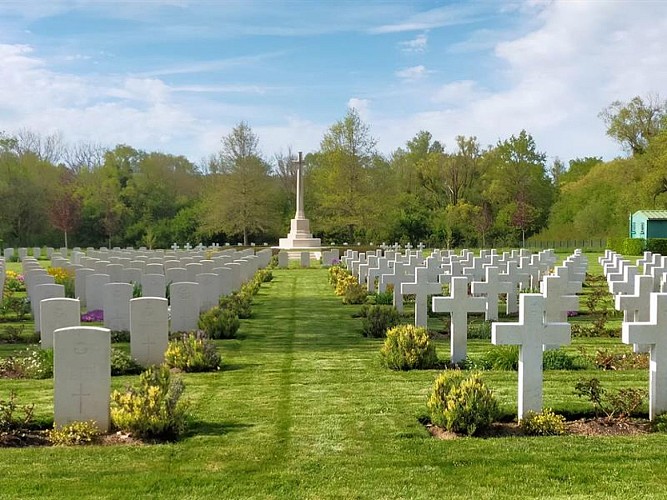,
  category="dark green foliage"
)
[360,305,400,338]
[380,324,438,370]
[219,293,252,319]
[543,349,586,370]
[110,348,143,376]
[467,321,491,340]
[132,282,142,298]
[0,296,31,321]
[367,290,393,305]
[198,306,240,339]
[427,371,499,436]
[110,330,131,343]
[647,238,667,255]
[483,346,519,371]
[256,269,273,283]
[343,283,367,305]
